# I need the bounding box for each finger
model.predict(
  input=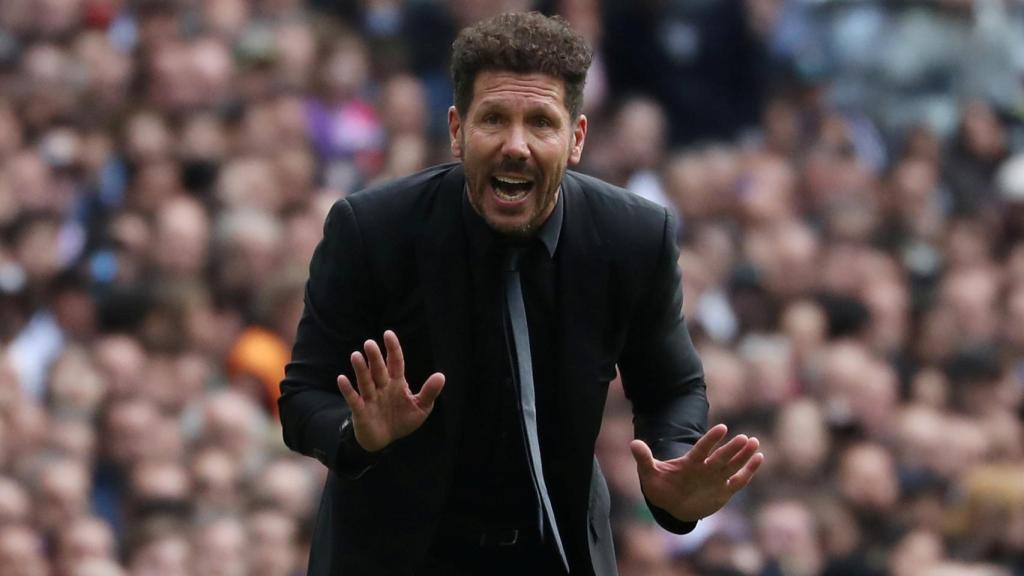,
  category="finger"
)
[704,434,749,469]
[688,423,728,462]
[723,437,760,475]
[726,452,765,493]
[413,372,446,411]
[337,375,365,412]
[383,330,405,380]
[351,351,376,402]
[629,439,658,476]
[364,339,389,389]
